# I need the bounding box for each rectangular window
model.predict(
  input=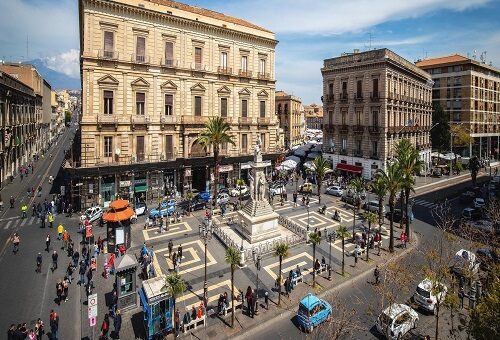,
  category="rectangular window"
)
[341,111,347,125]
[328,83,334,96]
[220,52,228,69]
[356,110,362,126]
[165,42,174,66]
[136,92,145,115]
[372,78,379,97]
[356,80,362,98]
[341,138,347,151]
[342,81,347,92]
[356,140,362,154]
[136,136,145,162]
[103,91,113,115]
[260,101,266,118]
[194,96,202,116]
[372,111,379,126]
[328,111,333,124]
[372,141,378,155]
[165,135,173,158]
[241,134,248,150]
[195,47,202,67]
[136,36,146,62]
[260,133,266,149]
[259,59,266,74]
[241,56,248,72]
[165,94,173,116]
[241,99,248,117]
[103,31,114,58]
[220,98,228,117]
[104,136,113,157]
